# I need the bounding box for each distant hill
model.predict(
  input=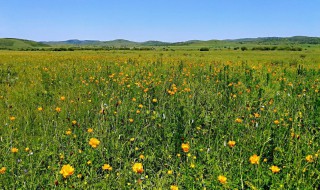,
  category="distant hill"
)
[43,39,174,47]
[0,38,50,50]
[225,36,320,44]
[42,36,320,48]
